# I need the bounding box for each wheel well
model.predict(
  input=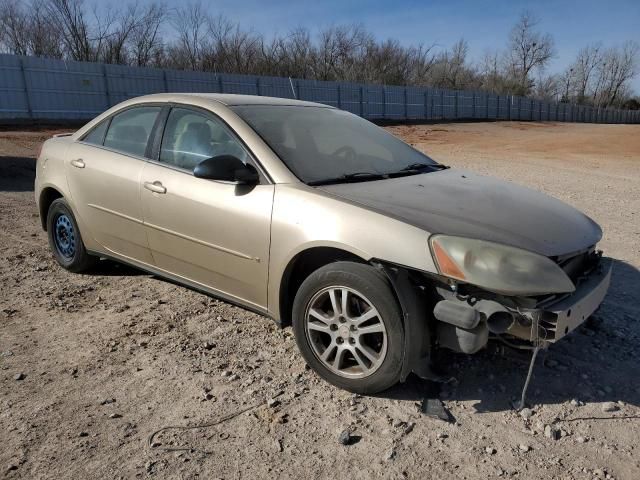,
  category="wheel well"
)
[279,247,365,326]
[39,187,63,230]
